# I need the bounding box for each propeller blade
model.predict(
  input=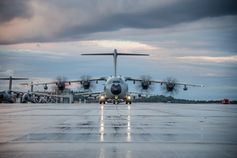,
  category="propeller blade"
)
[136,75,154,92]
[161,77,180,94]
[80,75,95,90]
